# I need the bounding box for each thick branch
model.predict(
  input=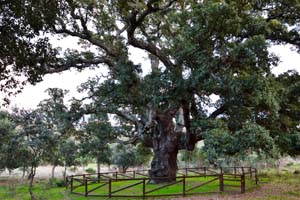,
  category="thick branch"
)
[54,18,116,57]
[126,1,176,69]
[46,57,113,74]
[209,105,226,119]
